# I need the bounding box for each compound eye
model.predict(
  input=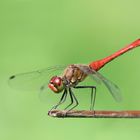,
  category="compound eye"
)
[50,76,57,83]
[54,77,61,86]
